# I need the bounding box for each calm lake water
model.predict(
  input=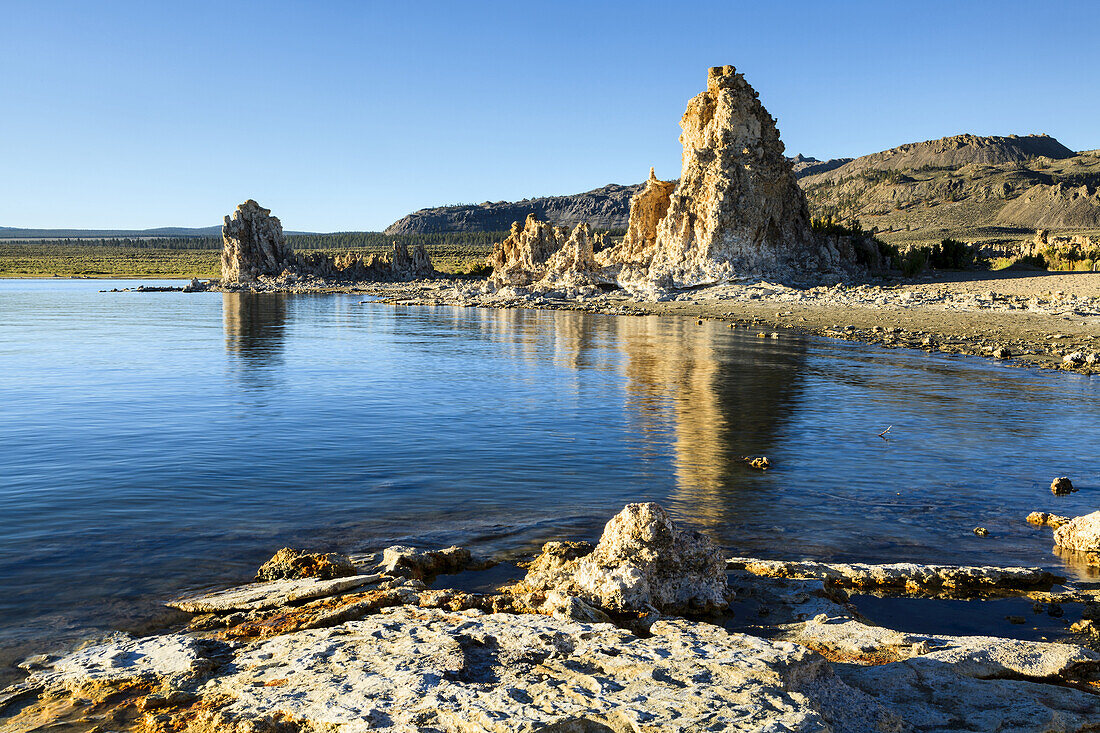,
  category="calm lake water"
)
[1,278,1098,666]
